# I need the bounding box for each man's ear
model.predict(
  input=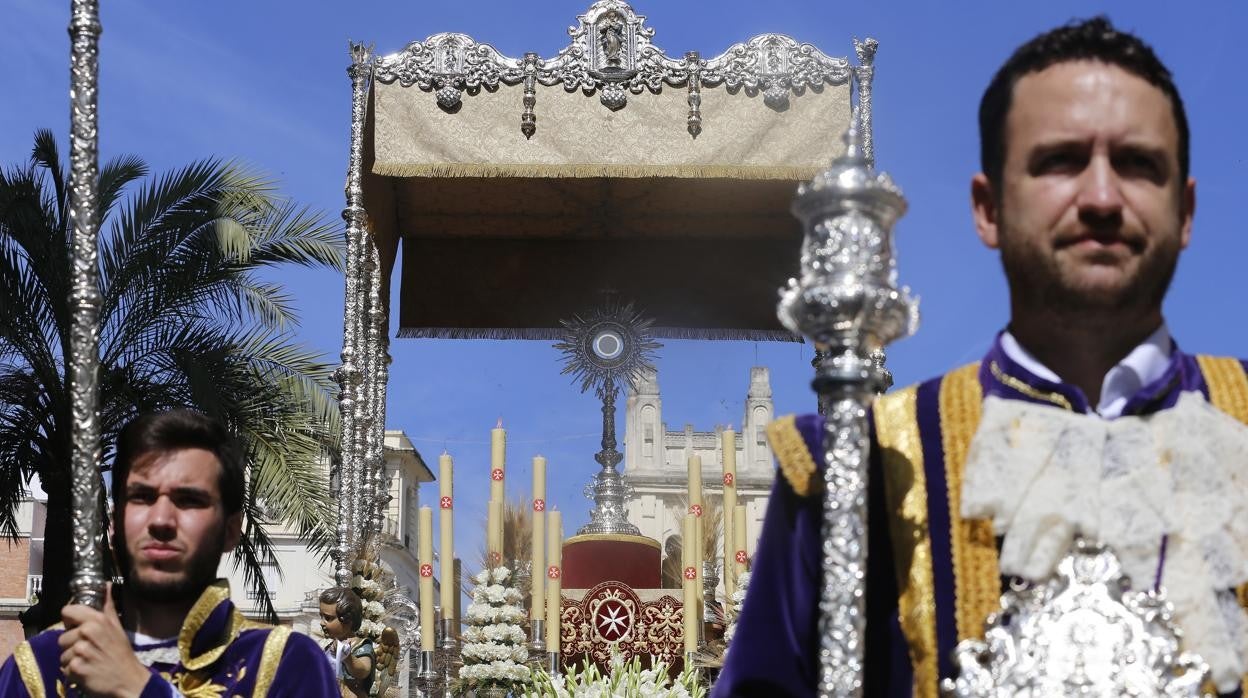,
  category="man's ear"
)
[223,511,244,553]
[1180,176,1196,249]
[971,172,1001,249]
